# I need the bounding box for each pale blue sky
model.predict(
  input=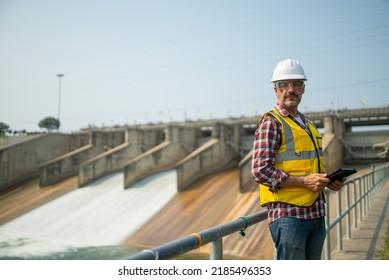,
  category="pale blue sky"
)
[1,0,388,132]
